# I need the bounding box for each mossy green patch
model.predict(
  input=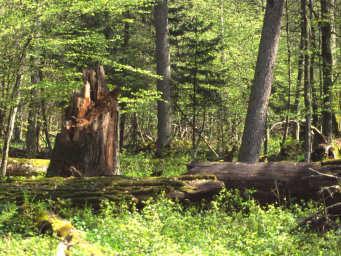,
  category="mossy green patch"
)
[9,157,50,168]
